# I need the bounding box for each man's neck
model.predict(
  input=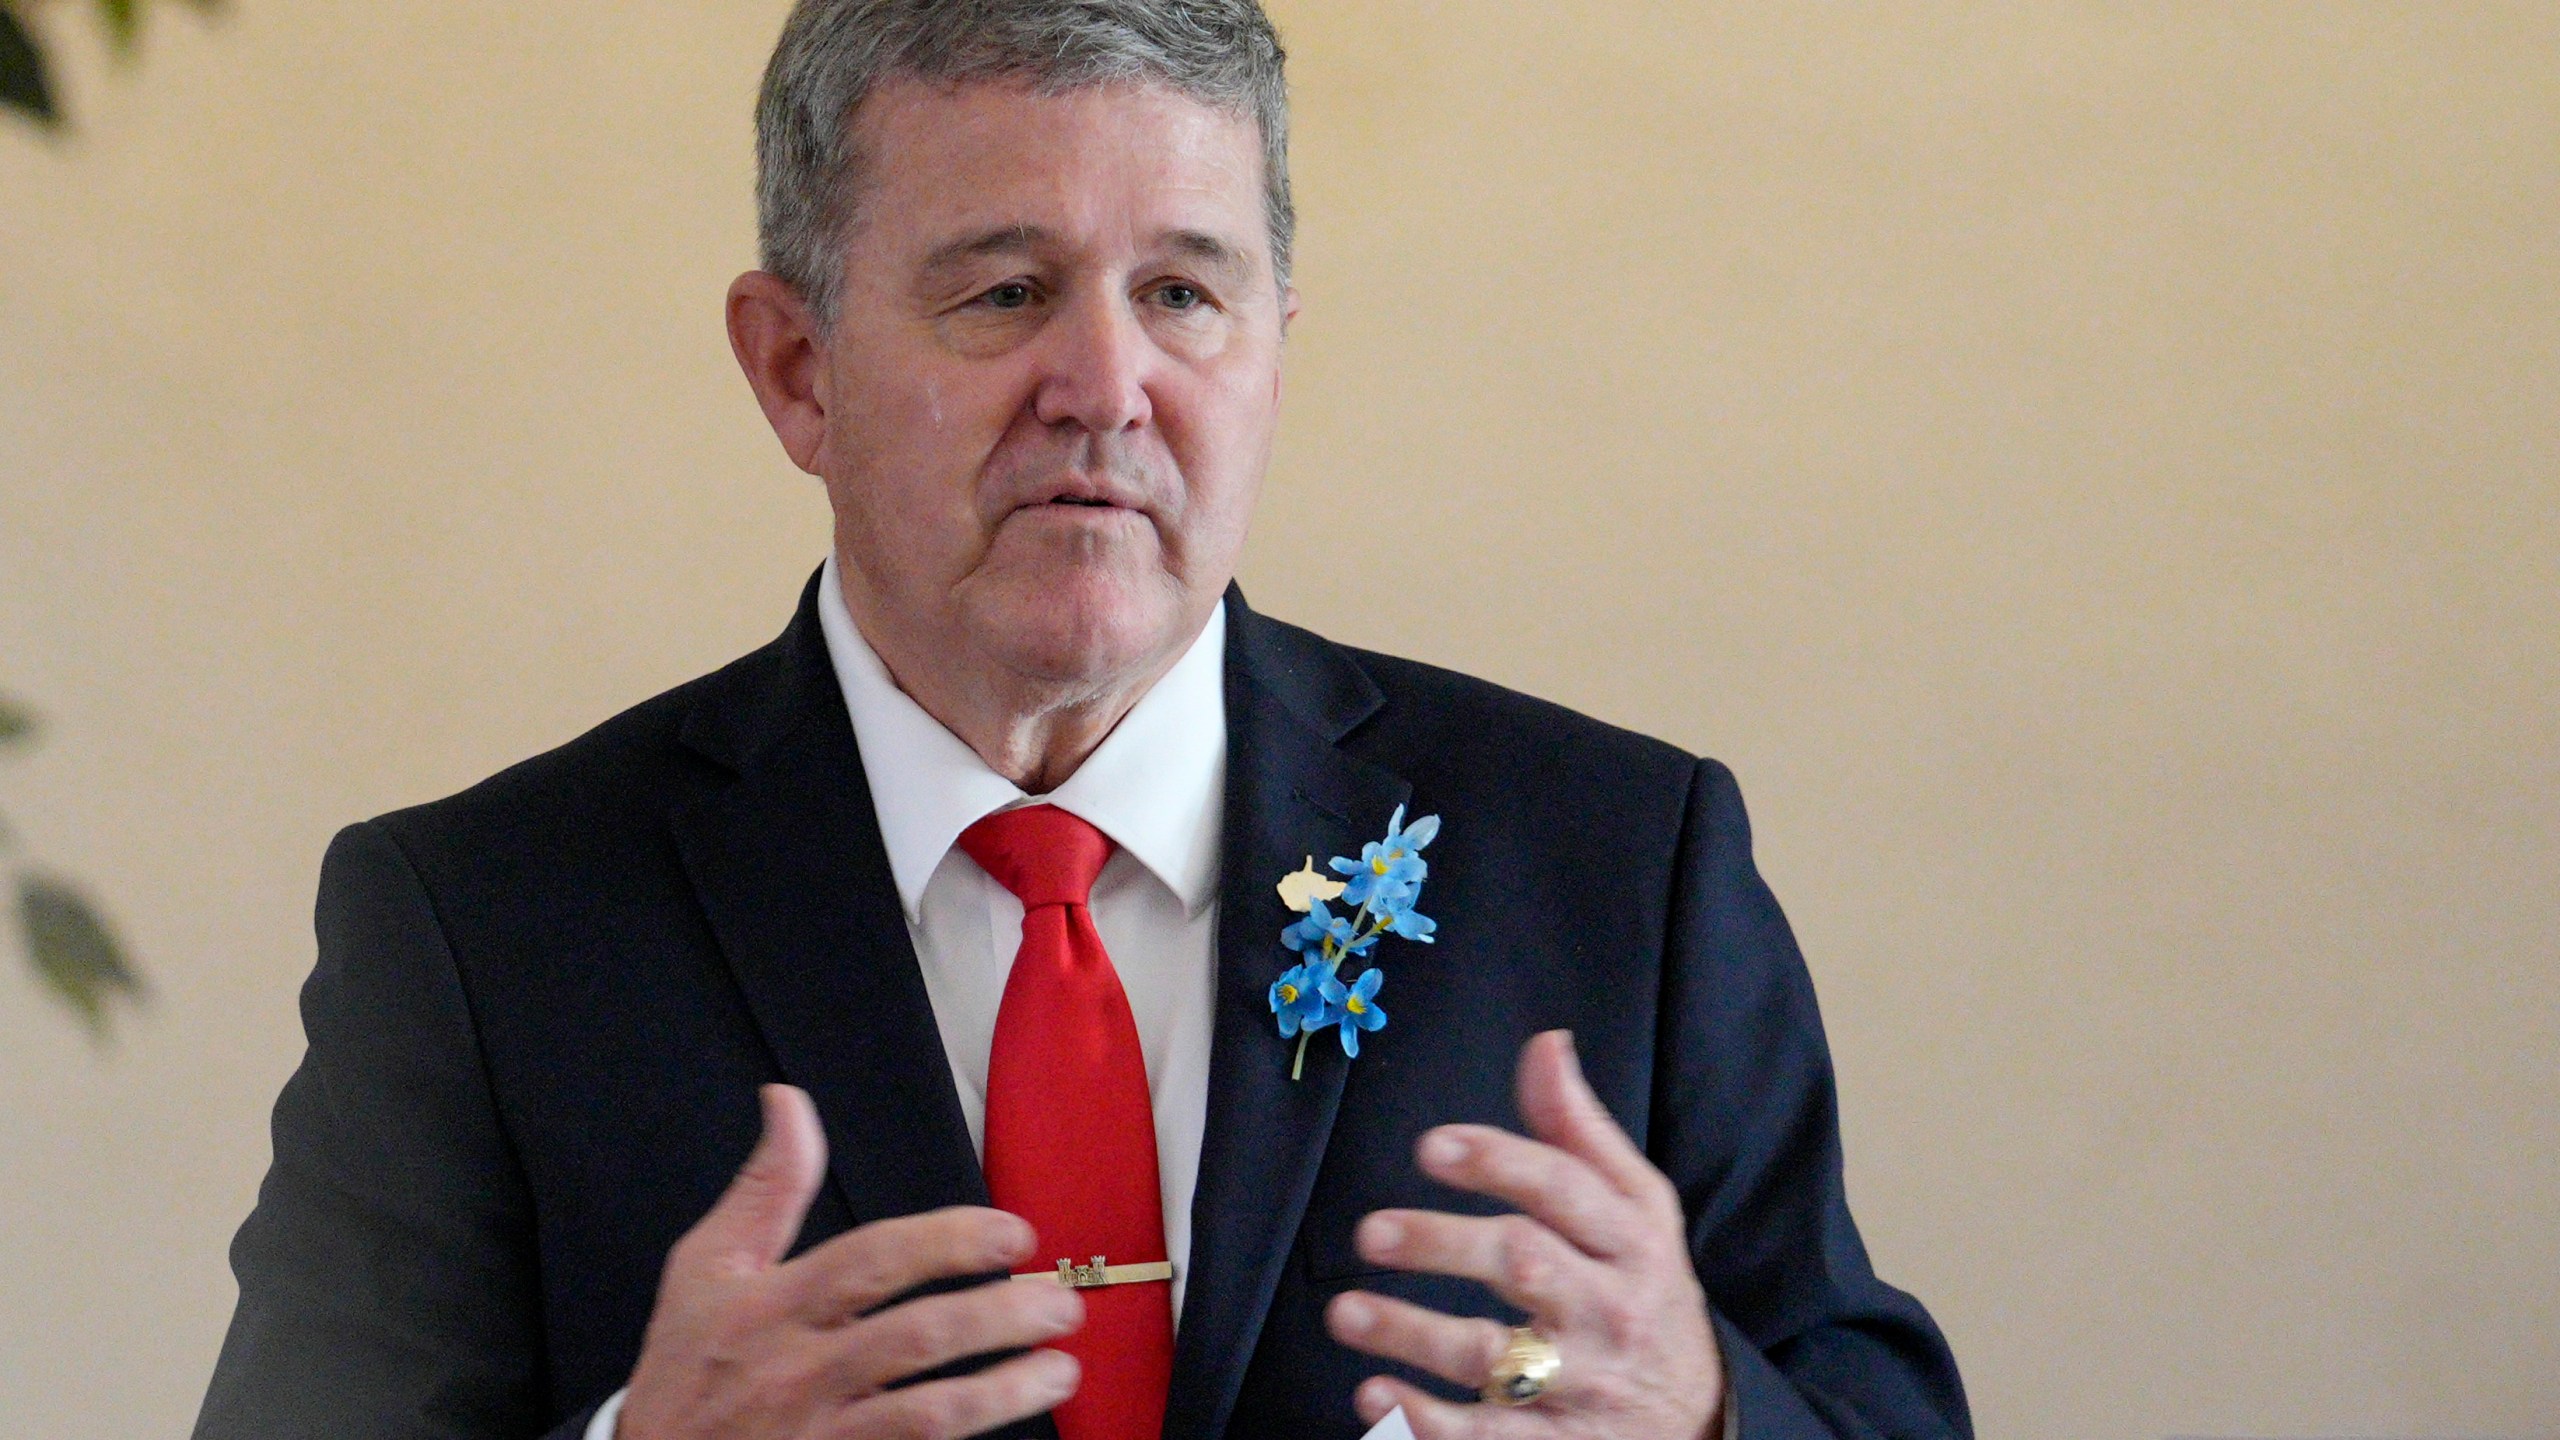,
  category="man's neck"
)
[893,661,1171,795]
[839,580,1198,795]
